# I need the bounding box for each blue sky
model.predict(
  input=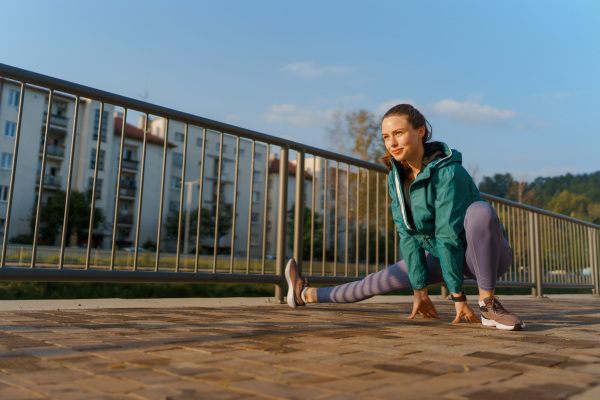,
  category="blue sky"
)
[1,0,598,182]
